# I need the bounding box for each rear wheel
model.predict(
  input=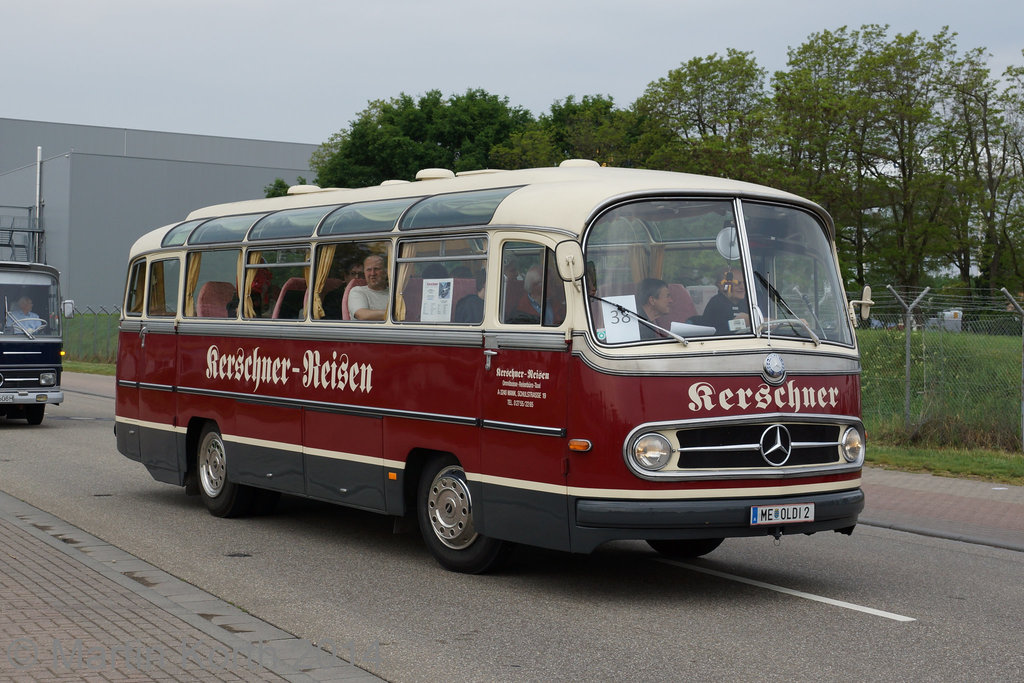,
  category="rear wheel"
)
[25,405,45,425]
[417,456,509,573]
[196,424,254,518]
[647,538,724,559]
